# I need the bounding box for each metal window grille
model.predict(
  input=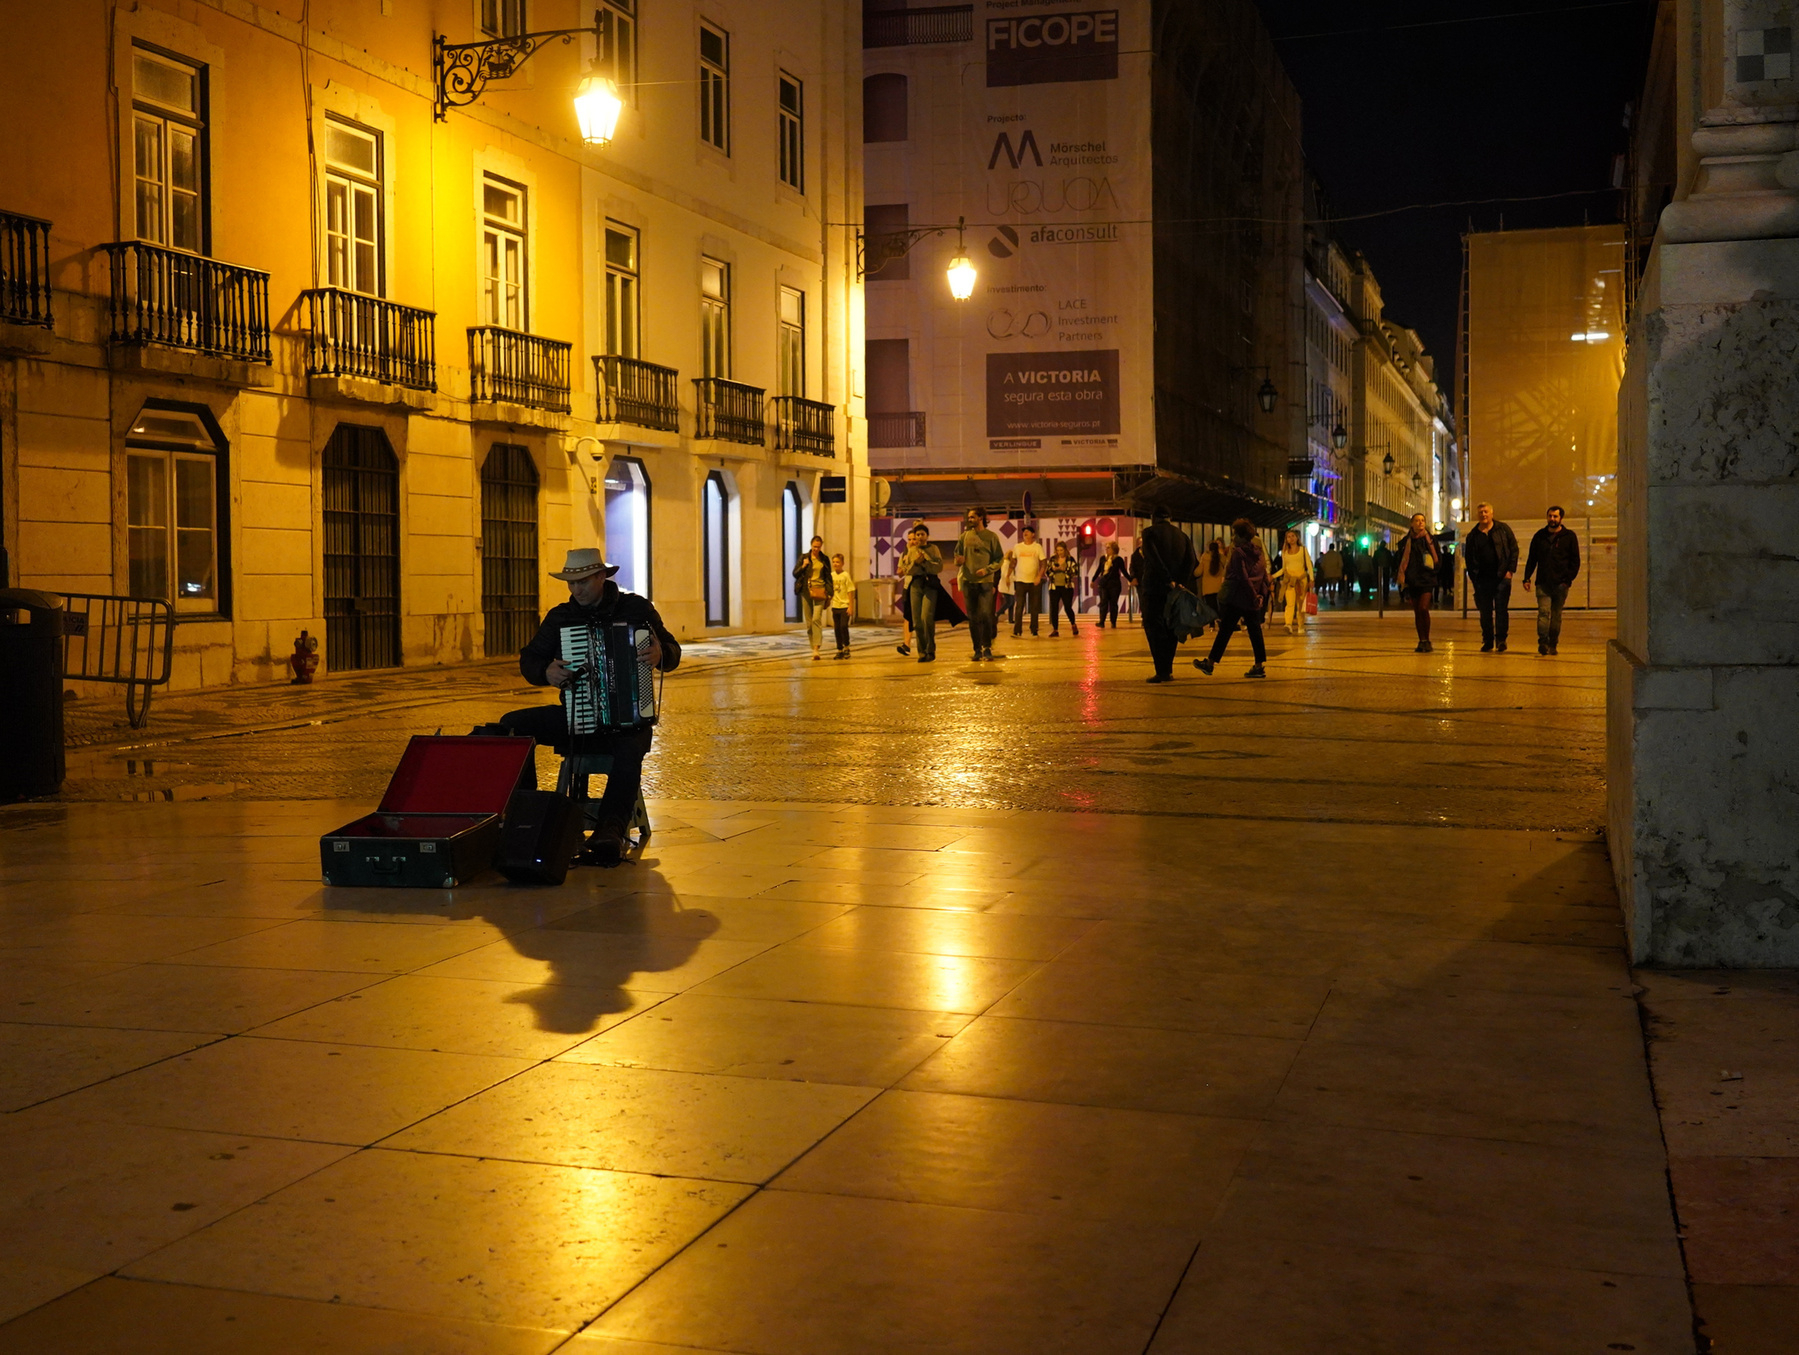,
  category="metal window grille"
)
[322,424,401,671]
[481,444,540,657]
